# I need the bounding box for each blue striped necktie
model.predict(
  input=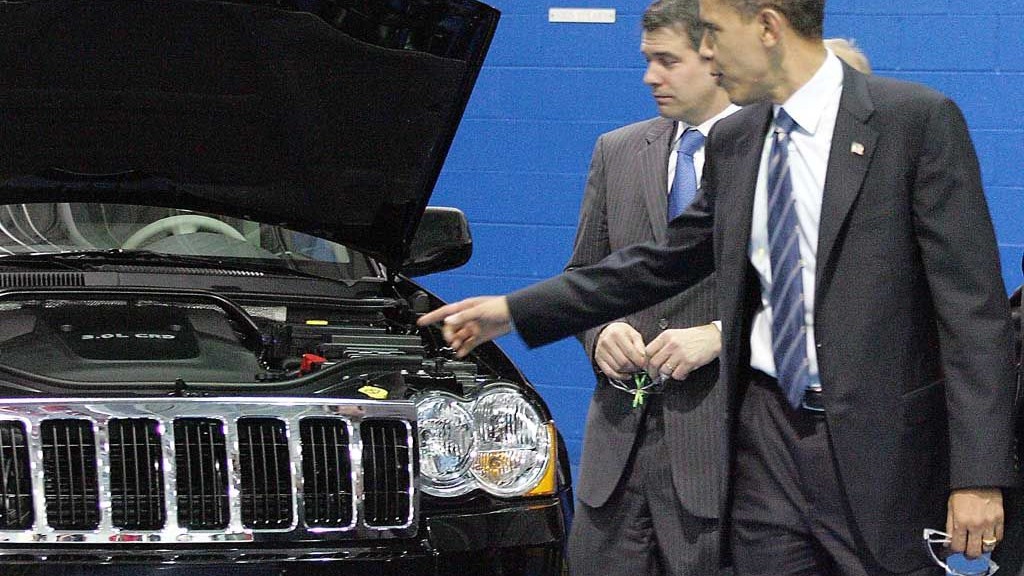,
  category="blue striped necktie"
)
[768,109,811,408]
[668,128,705,221]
